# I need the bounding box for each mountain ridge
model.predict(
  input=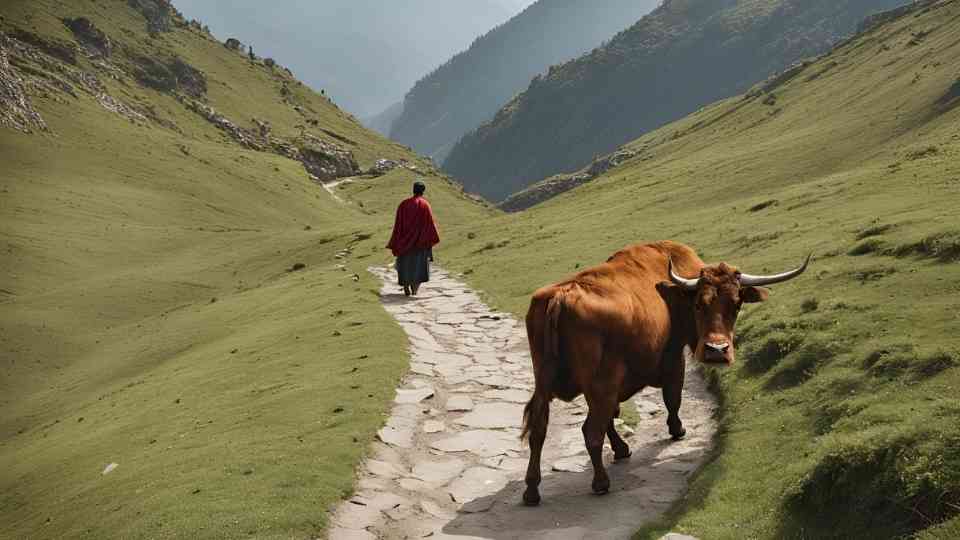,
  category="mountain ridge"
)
[389,0,660,162]
[444,0,909,202]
